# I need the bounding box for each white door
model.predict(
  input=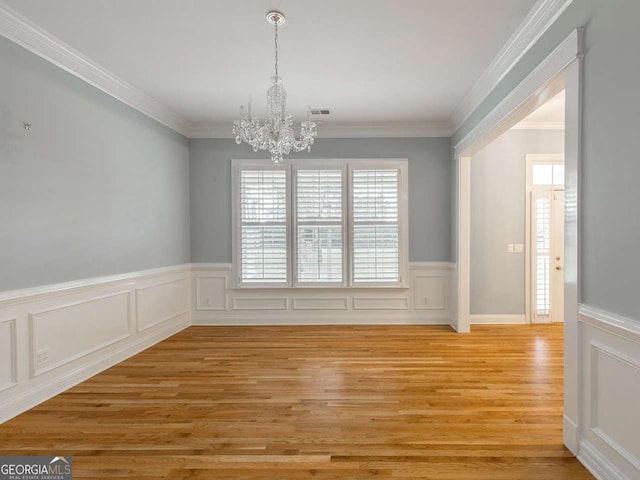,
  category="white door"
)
[531,189,565,323]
